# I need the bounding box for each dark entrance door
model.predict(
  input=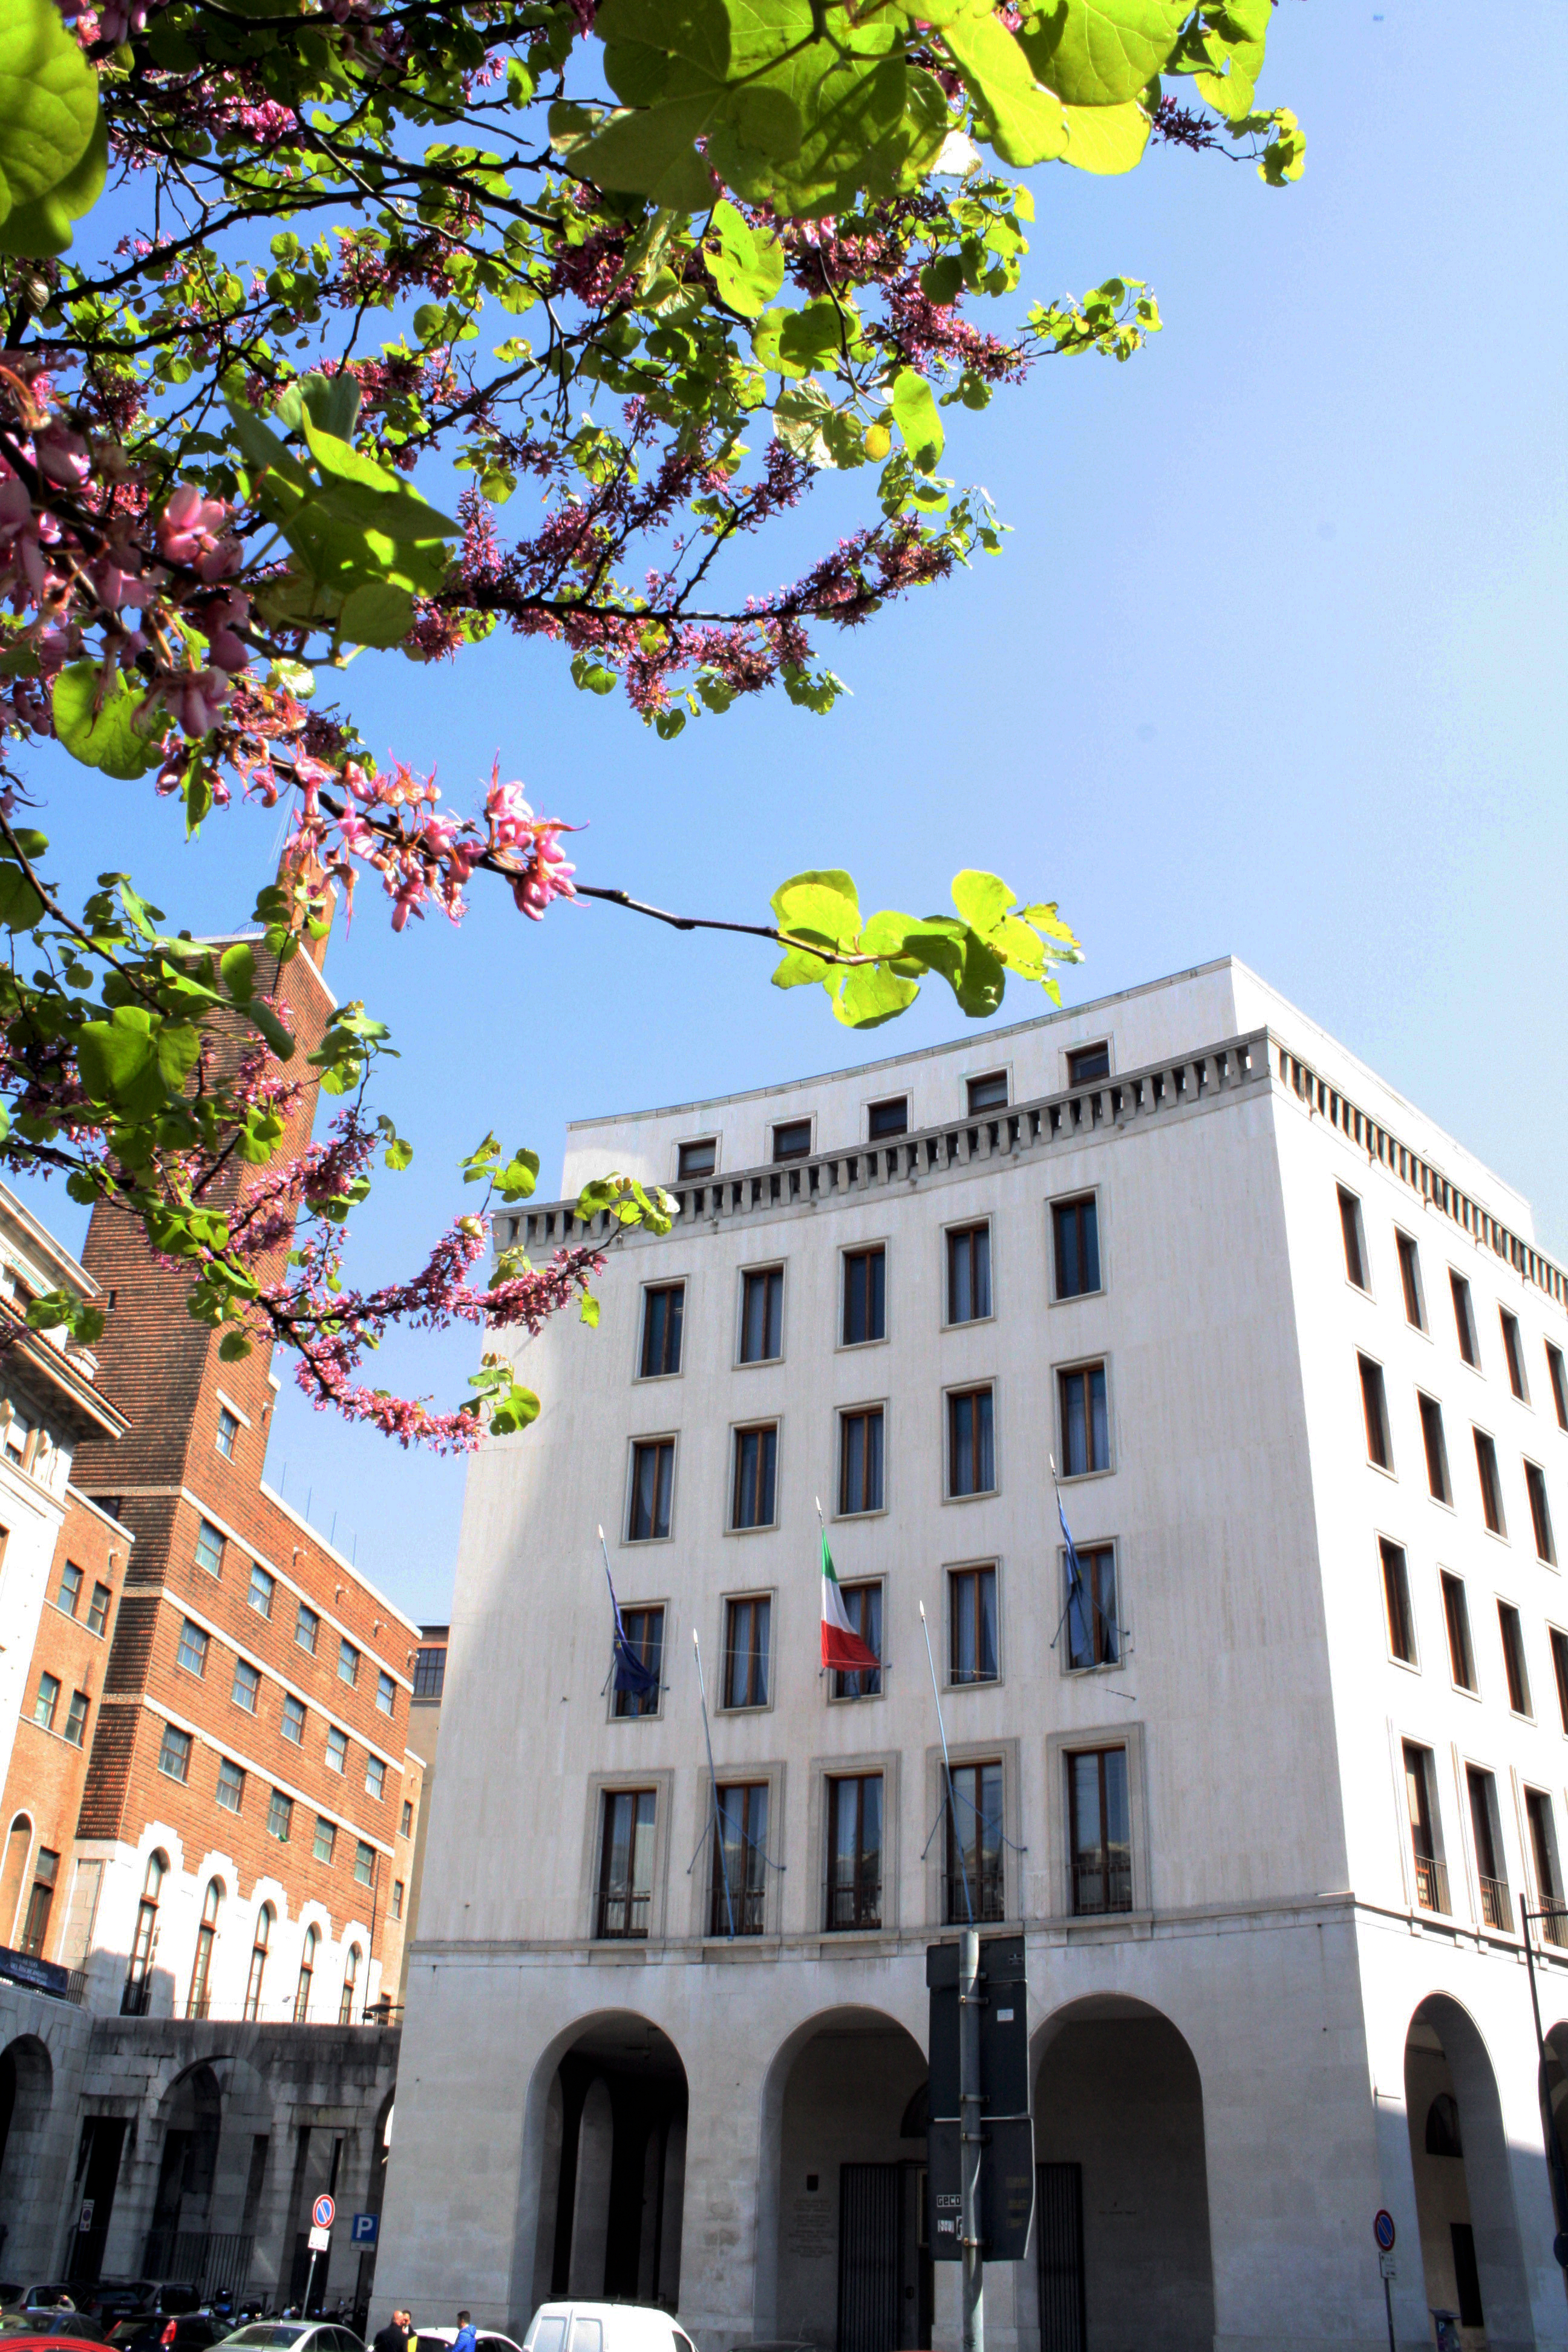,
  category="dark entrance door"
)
[838,2163,901,2352]
[1036,2161,1085,2352]
[67,2118,128,2284]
